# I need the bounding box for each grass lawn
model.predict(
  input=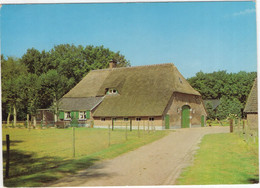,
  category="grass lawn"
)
[2,127,171,187]
[177,133,259,185]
